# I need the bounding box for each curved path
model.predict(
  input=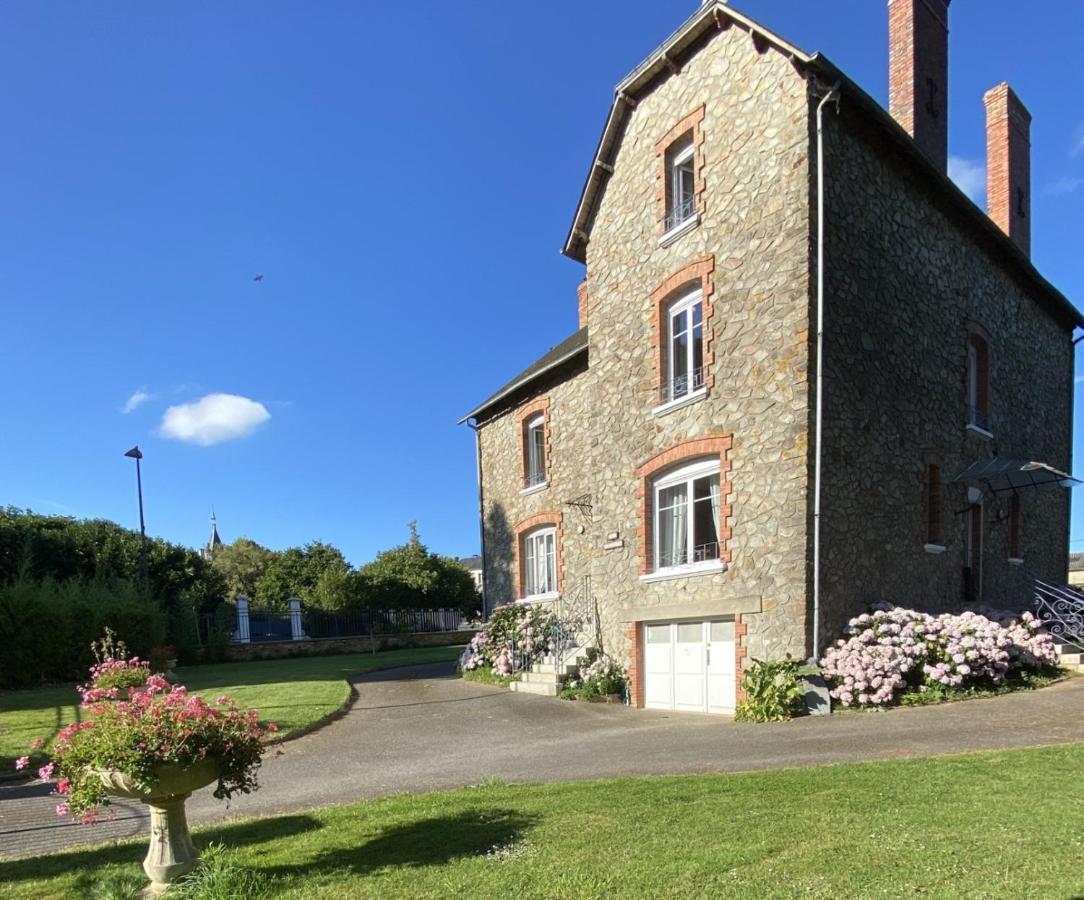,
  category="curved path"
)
[3,662,1084,860]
